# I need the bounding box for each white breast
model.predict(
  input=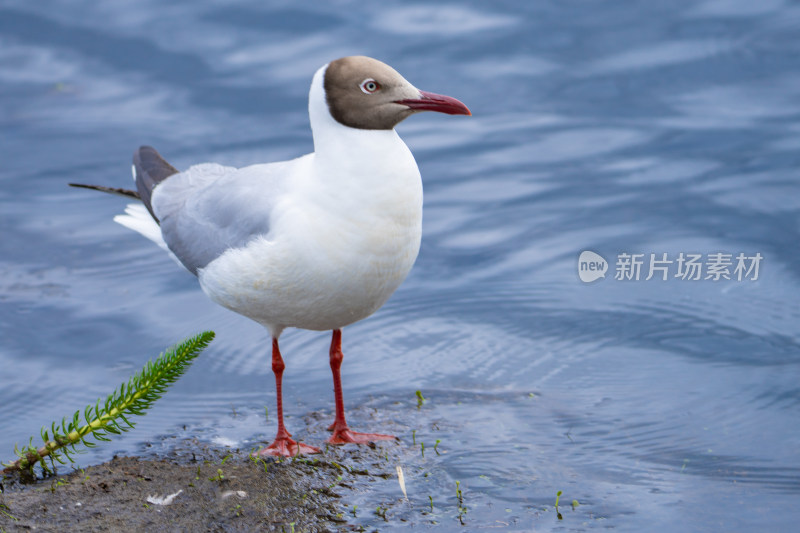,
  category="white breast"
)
[198,130,423,335]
